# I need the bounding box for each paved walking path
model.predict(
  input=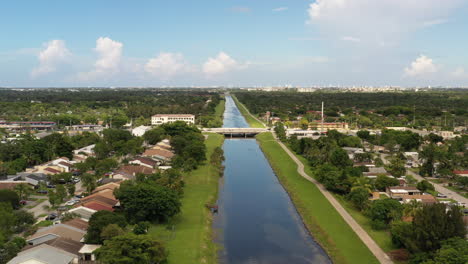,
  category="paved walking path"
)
[237,96,392,263]
[276,136,393,264]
